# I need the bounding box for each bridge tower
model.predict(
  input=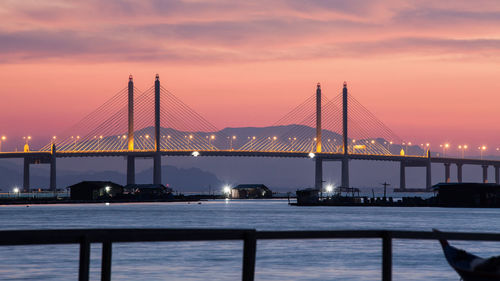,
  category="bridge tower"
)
[153,74,162,185]
[127,75,135,185]
[315,83,323,192]
[341,82,350,188]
